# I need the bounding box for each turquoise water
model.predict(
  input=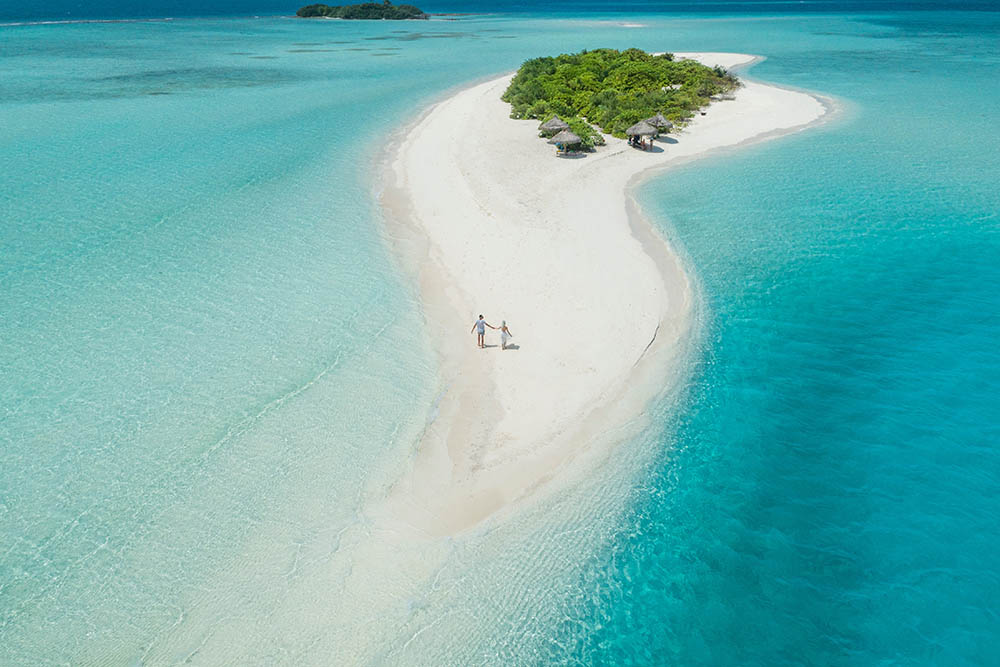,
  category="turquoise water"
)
[2,8,998,665]
[546,12,1000,665]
